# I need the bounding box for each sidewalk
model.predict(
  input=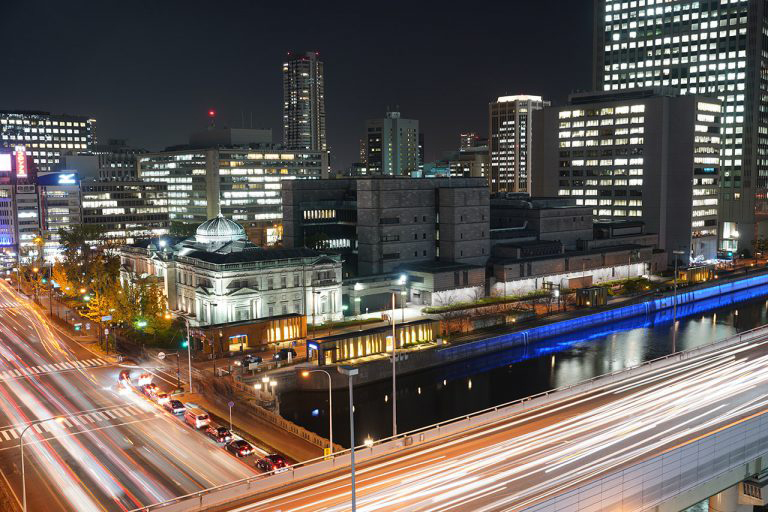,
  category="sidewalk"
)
[180,391,323,462]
